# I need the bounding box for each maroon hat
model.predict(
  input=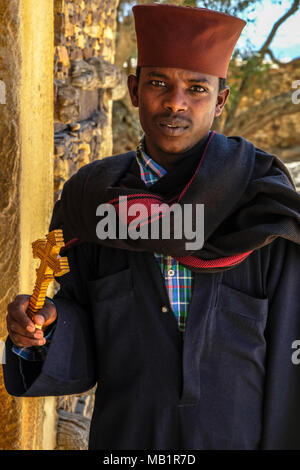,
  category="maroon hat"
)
[132,4,246,78]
